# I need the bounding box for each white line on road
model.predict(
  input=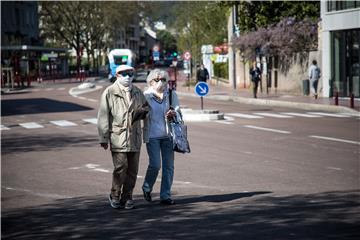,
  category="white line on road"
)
[244,125,291,134]
[19,122,44,129]
[254,113,294,118]
[309,135,360,145]
[227,113,263,119]
[50,120,78,127]
[1,125,10,130]
[307,112,351,118]
[216,121,234,125]
[2,186,72,199]
[83,118,98,124]
[282,112,323,118]
[326,166,343,171]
